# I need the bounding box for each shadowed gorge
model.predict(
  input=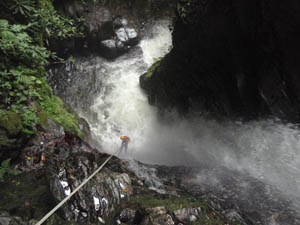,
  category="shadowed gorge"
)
[141,0,300,122]
[1,1,300,225]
